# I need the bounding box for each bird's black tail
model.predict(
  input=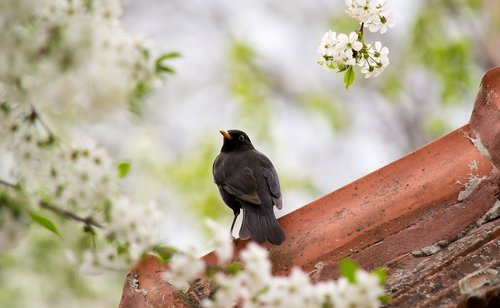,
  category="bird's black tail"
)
[239,205,285,245]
